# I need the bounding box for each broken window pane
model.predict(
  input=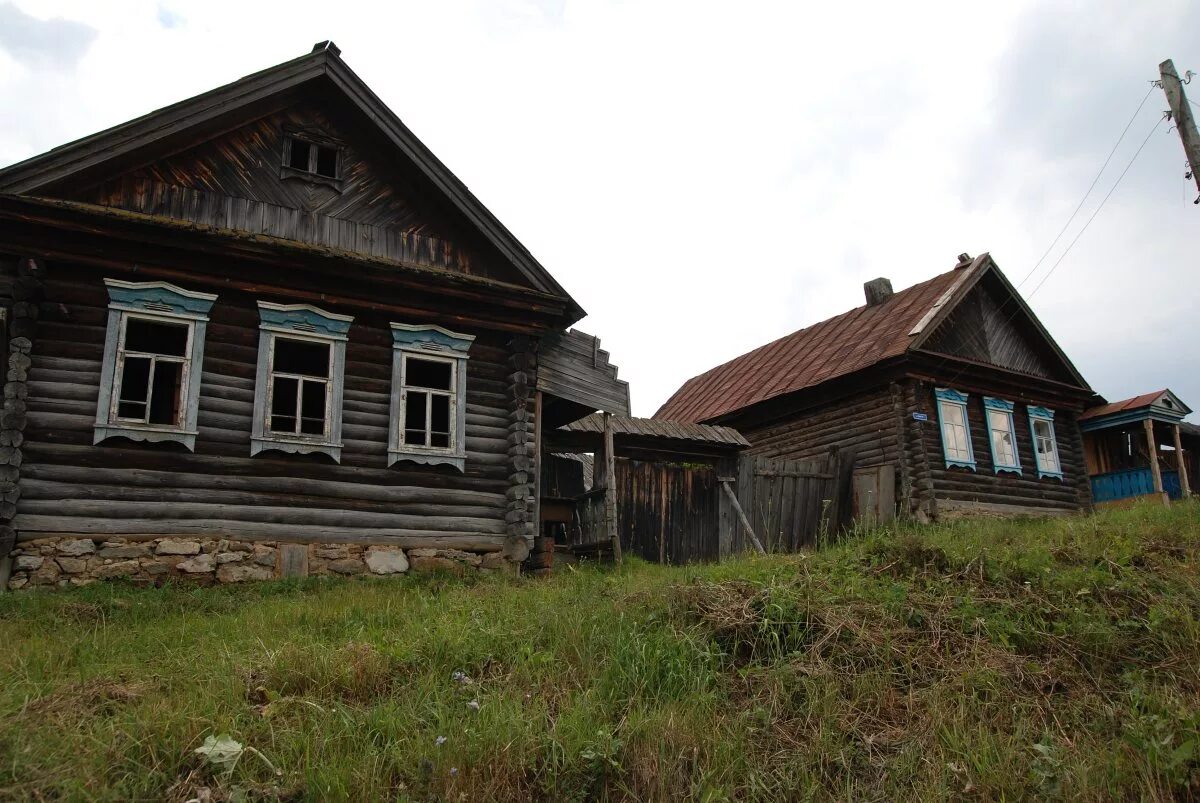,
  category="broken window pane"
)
[405,391,427,446]
[300,380,326,435]
[315,145,338,178]
[406,357,452,390]
[125,317,188,356]
[430,394,450,447]
[271,376,298,433]
[149,360,183,425]
[288,138,311,171]
[274,337,330,378]
[117,356,152,420]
